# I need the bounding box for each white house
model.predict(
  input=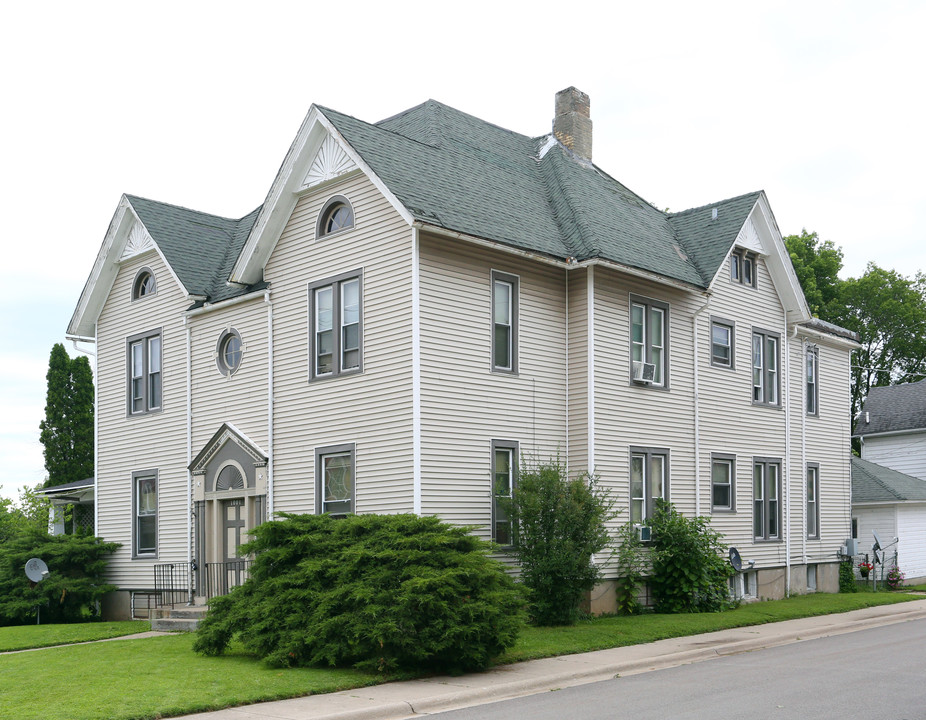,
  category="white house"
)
[67,88,859,618]
[853,380,926,582]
